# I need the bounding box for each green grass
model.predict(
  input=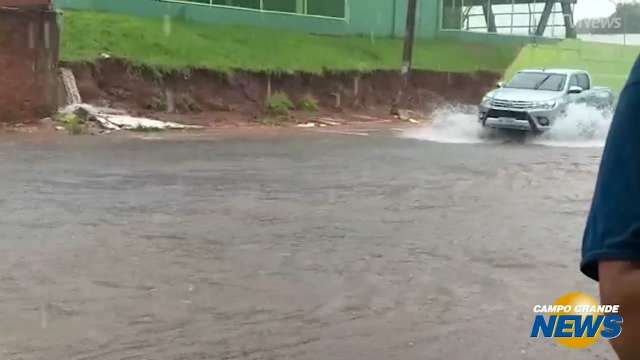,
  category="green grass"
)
[298,94,320,112]
[504,40,639,93]
[266,91,295,116]
[54,112,84,135]
[61,11,638,93]
[61,10,520,74]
